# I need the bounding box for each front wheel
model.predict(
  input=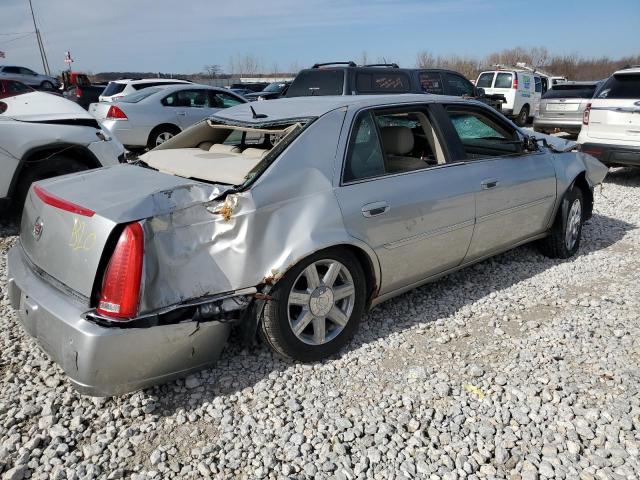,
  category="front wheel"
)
[515,105,529,127]
[40,80,54,90]
[538,187,584,258]
[261,248,367,362]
